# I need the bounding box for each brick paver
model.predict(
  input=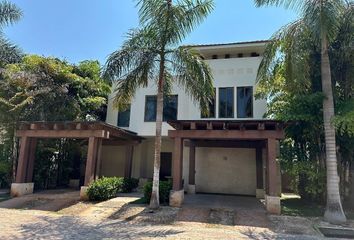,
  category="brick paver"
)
[0,207,325,240]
